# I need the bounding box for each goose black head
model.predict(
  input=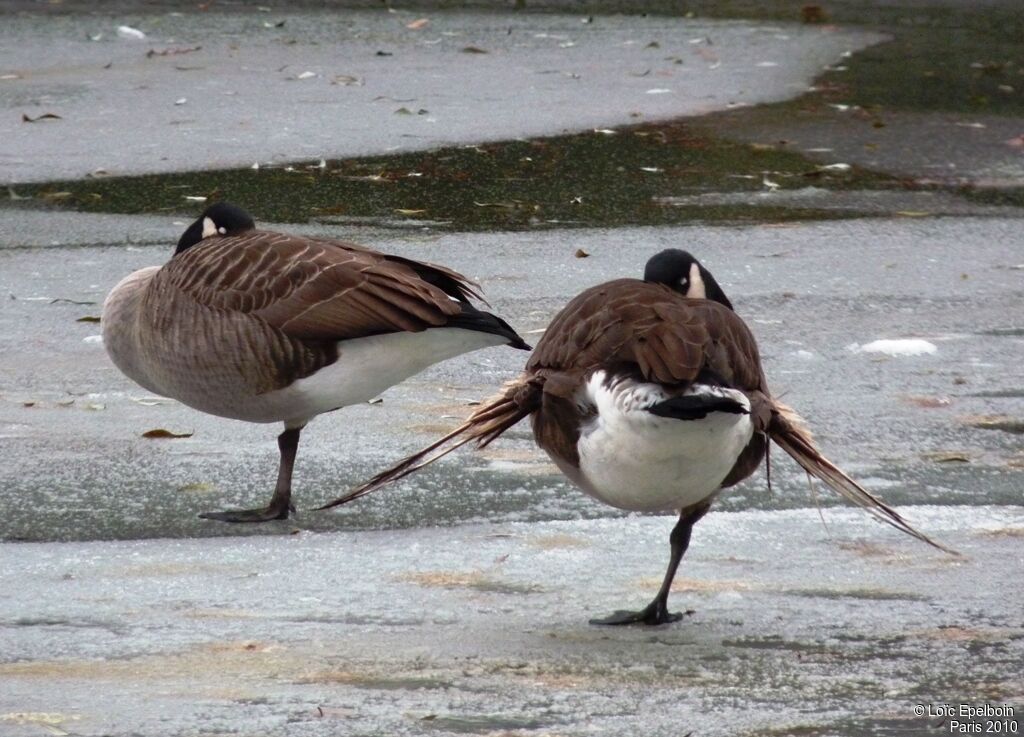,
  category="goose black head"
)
[175,202,256,255]
[643,249,734,310]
